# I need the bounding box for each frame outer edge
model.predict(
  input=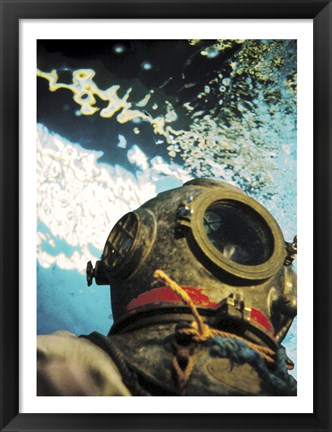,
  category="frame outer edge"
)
[0,0,331,431]
[313,1,332,431]
[0,1,19,432]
